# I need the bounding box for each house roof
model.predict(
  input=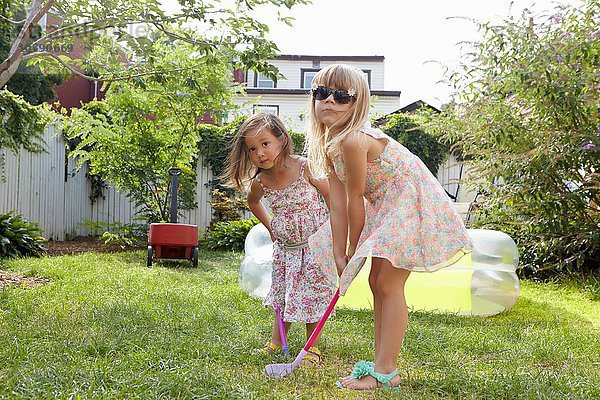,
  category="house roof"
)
[244,88,401,97]
[373,100,440,126]
[397,100,440,113]
[273,55,385,62]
